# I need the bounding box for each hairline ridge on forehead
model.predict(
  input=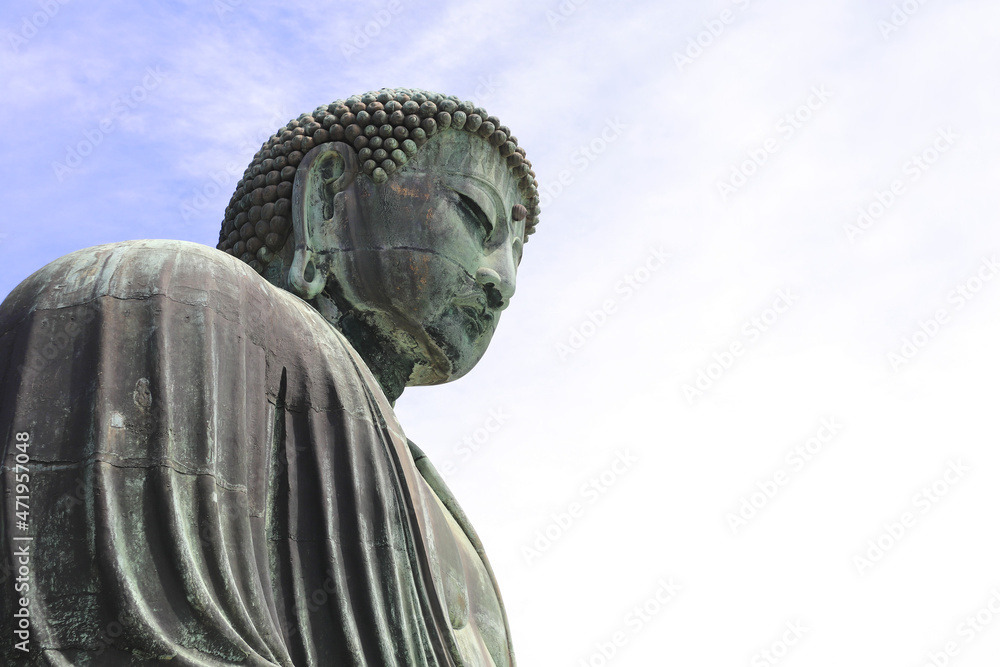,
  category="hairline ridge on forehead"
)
[409,131,520,208]
[217,87,540,275]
